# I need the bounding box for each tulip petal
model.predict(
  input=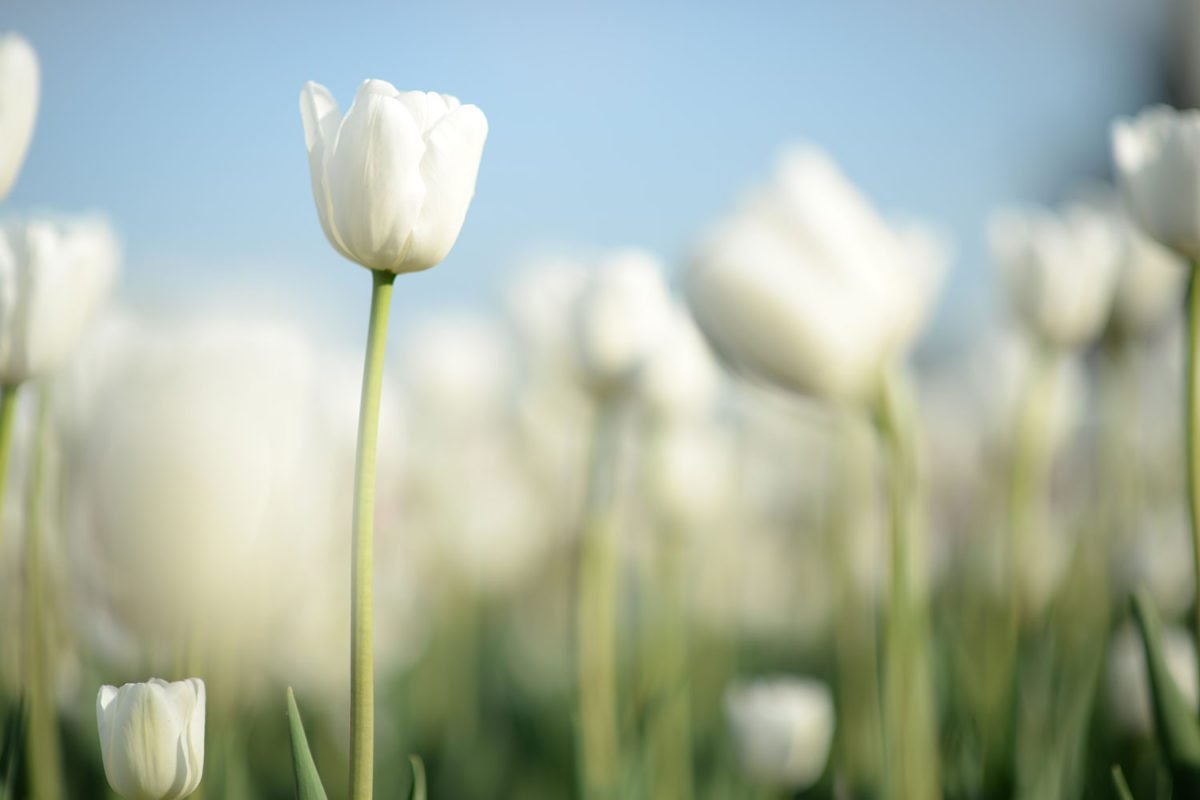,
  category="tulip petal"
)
[327,88,426,271]
[0,35,38,200]
[405,104,488,272]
